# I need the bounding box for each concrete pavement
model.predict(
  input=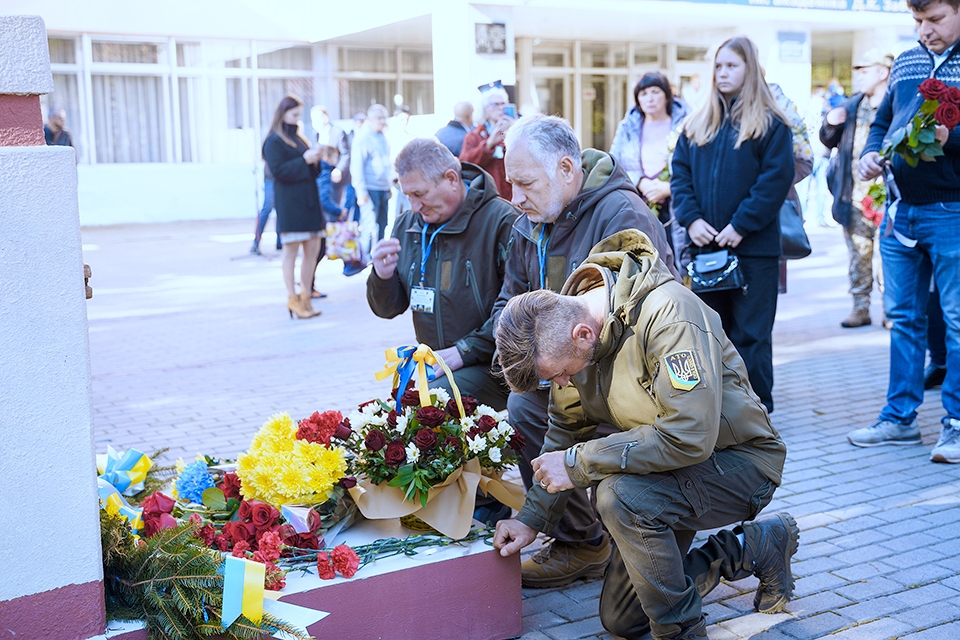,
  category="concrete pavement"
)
[82,219,960,639]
